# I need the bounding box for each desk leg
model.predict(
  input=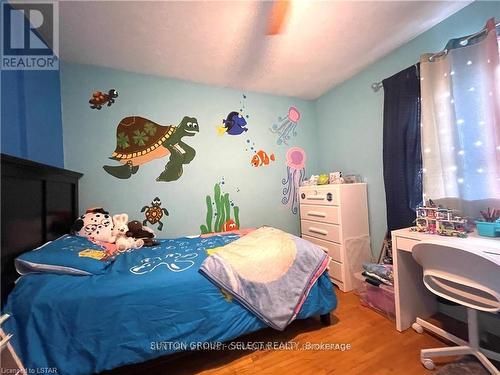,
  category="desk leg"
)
[393,241,437,332]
